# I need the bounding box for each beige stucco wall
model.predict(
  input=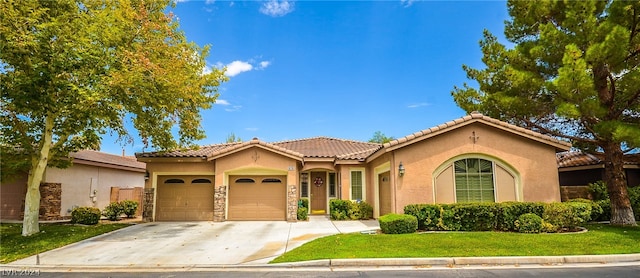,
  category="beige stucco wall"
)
[390,122,561,213]
[145,161,215,189]
[45,164,145,216]
[214,147,299,187]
